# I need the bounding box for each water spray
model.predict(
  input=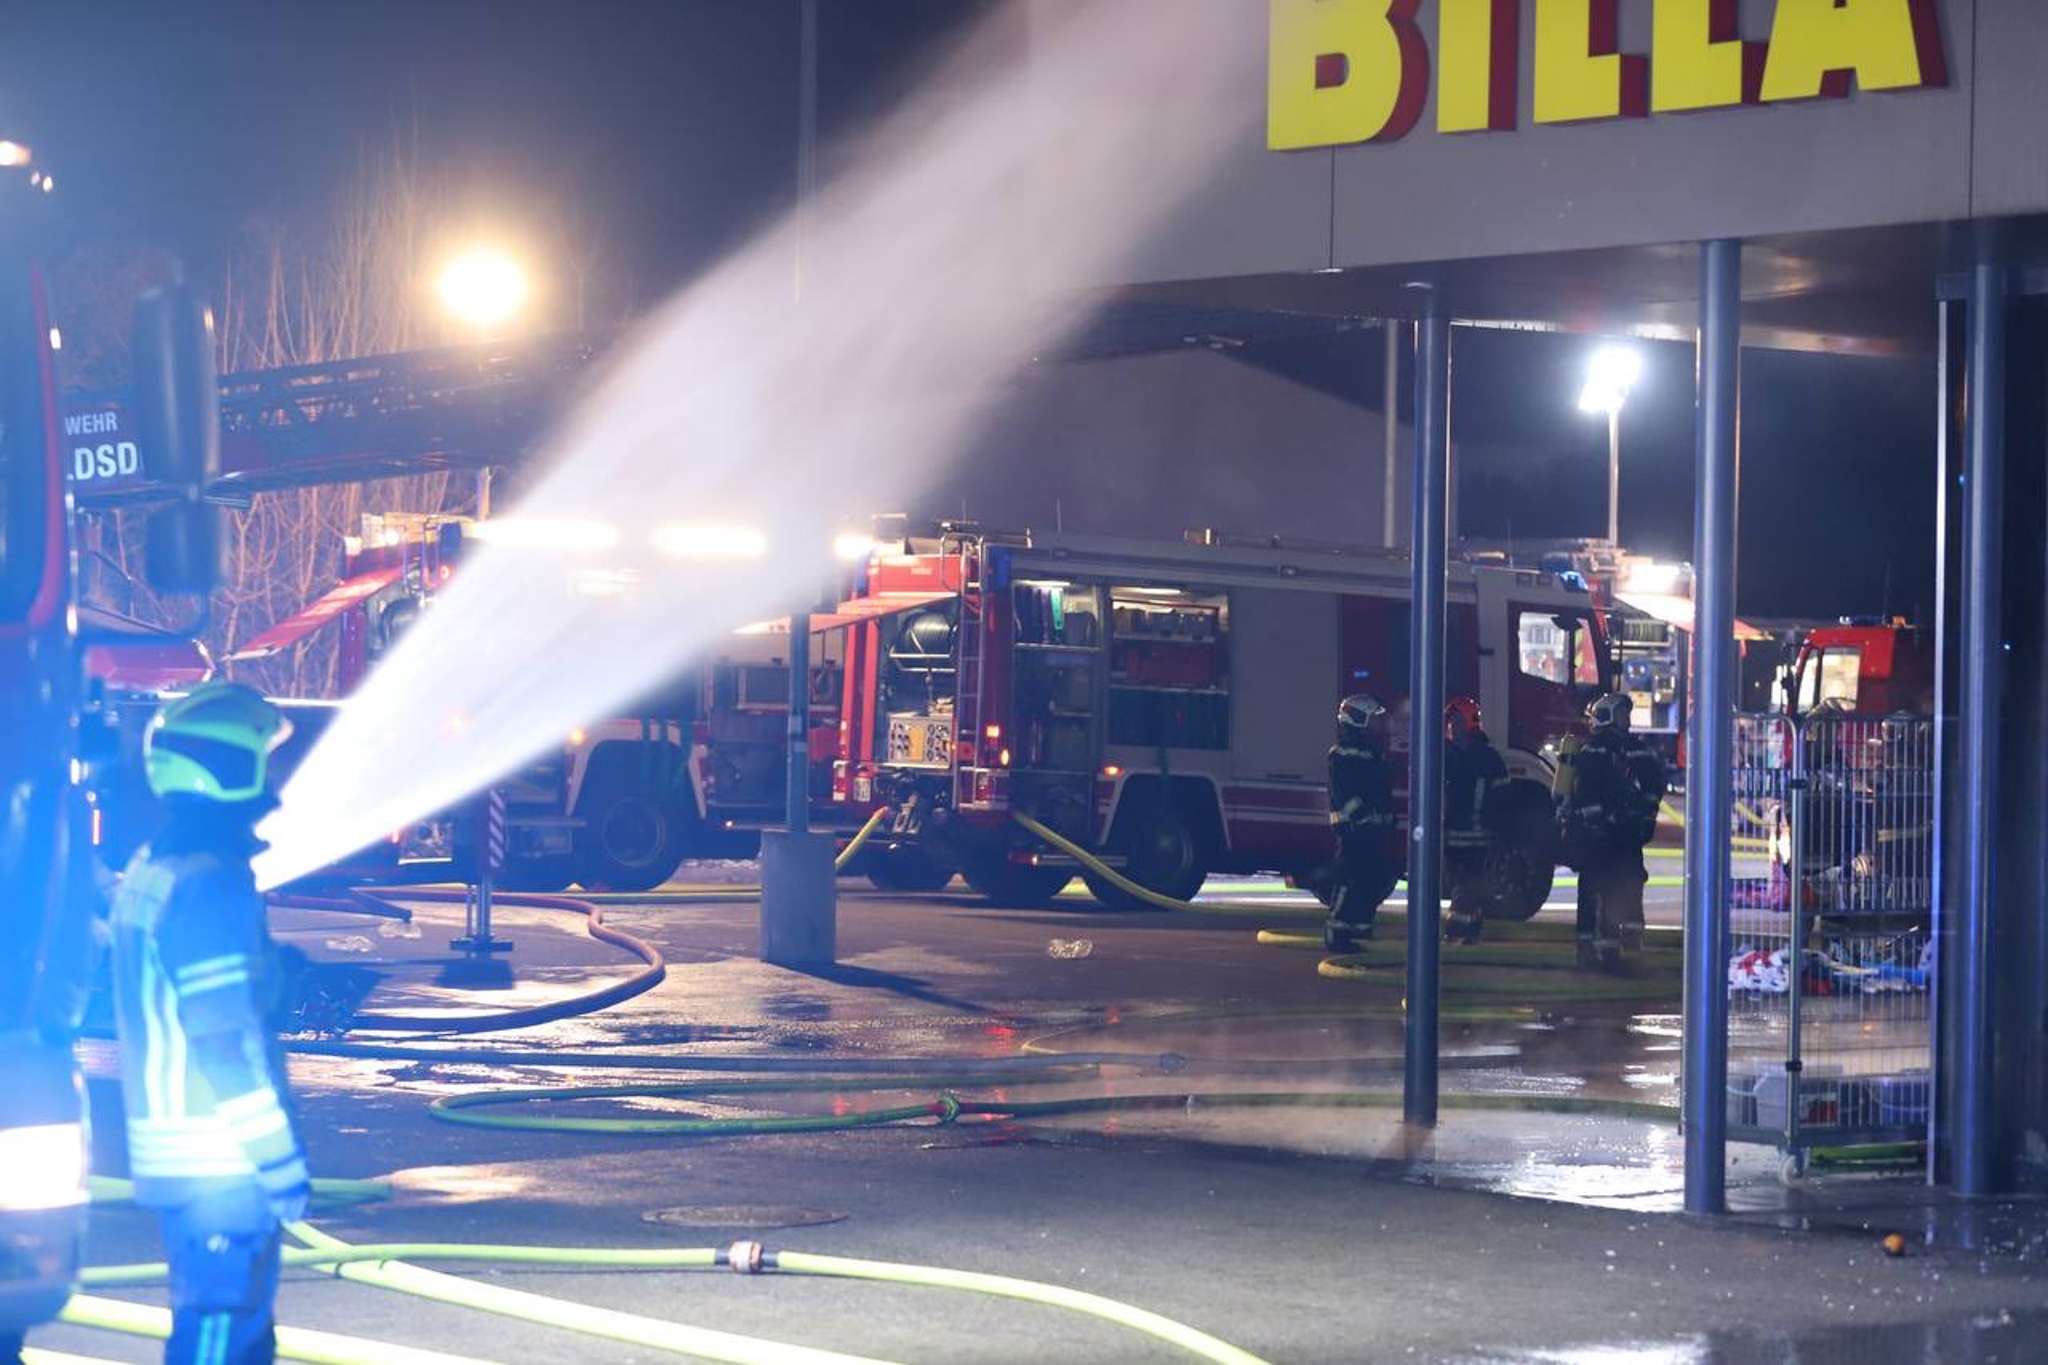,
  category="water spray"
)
[254,0,1255,889]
